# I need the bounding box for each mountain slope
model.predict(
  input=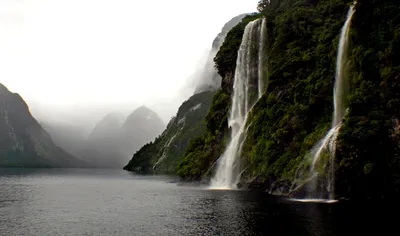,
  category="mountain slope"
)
[41,121,87,158]
[80,113,125,168]
[123,15,248,173]
[42,106,164,168]
[124,91,214,173]
[119,106,165,161]
[0,83,84,167]
[178,0,400,199]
